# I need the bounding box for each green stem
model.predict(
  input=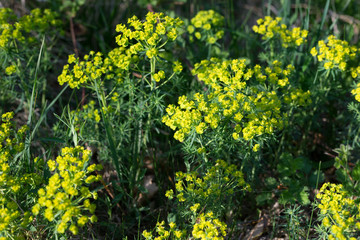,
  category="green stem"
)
[158,40,168,49]
[306,161,322,240]
[299,69,320,152]
[150,57,156,90]
[155,72,176,90]
[207,44,212,60]
[94,79,123,181]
